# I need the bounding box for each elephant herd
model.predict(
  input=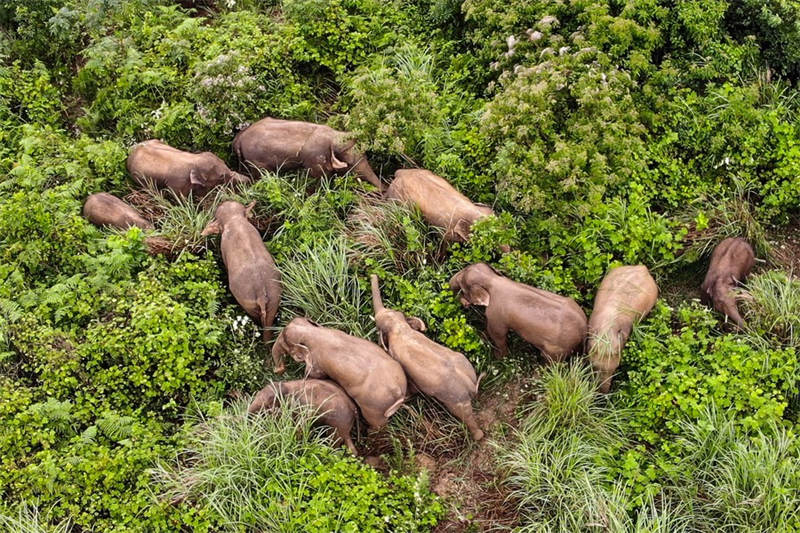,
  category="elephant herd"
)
[82,116,757,454]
